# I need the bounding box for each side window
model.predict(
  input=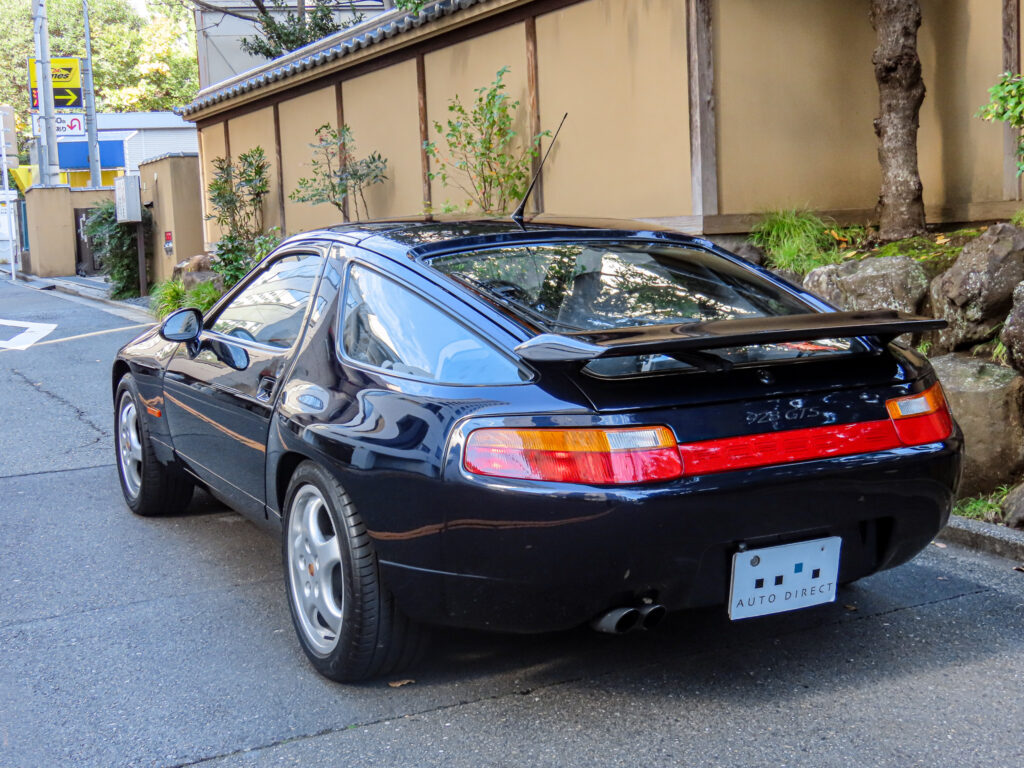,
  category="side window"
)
[340,263,527,385]
[211,252,324,349]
